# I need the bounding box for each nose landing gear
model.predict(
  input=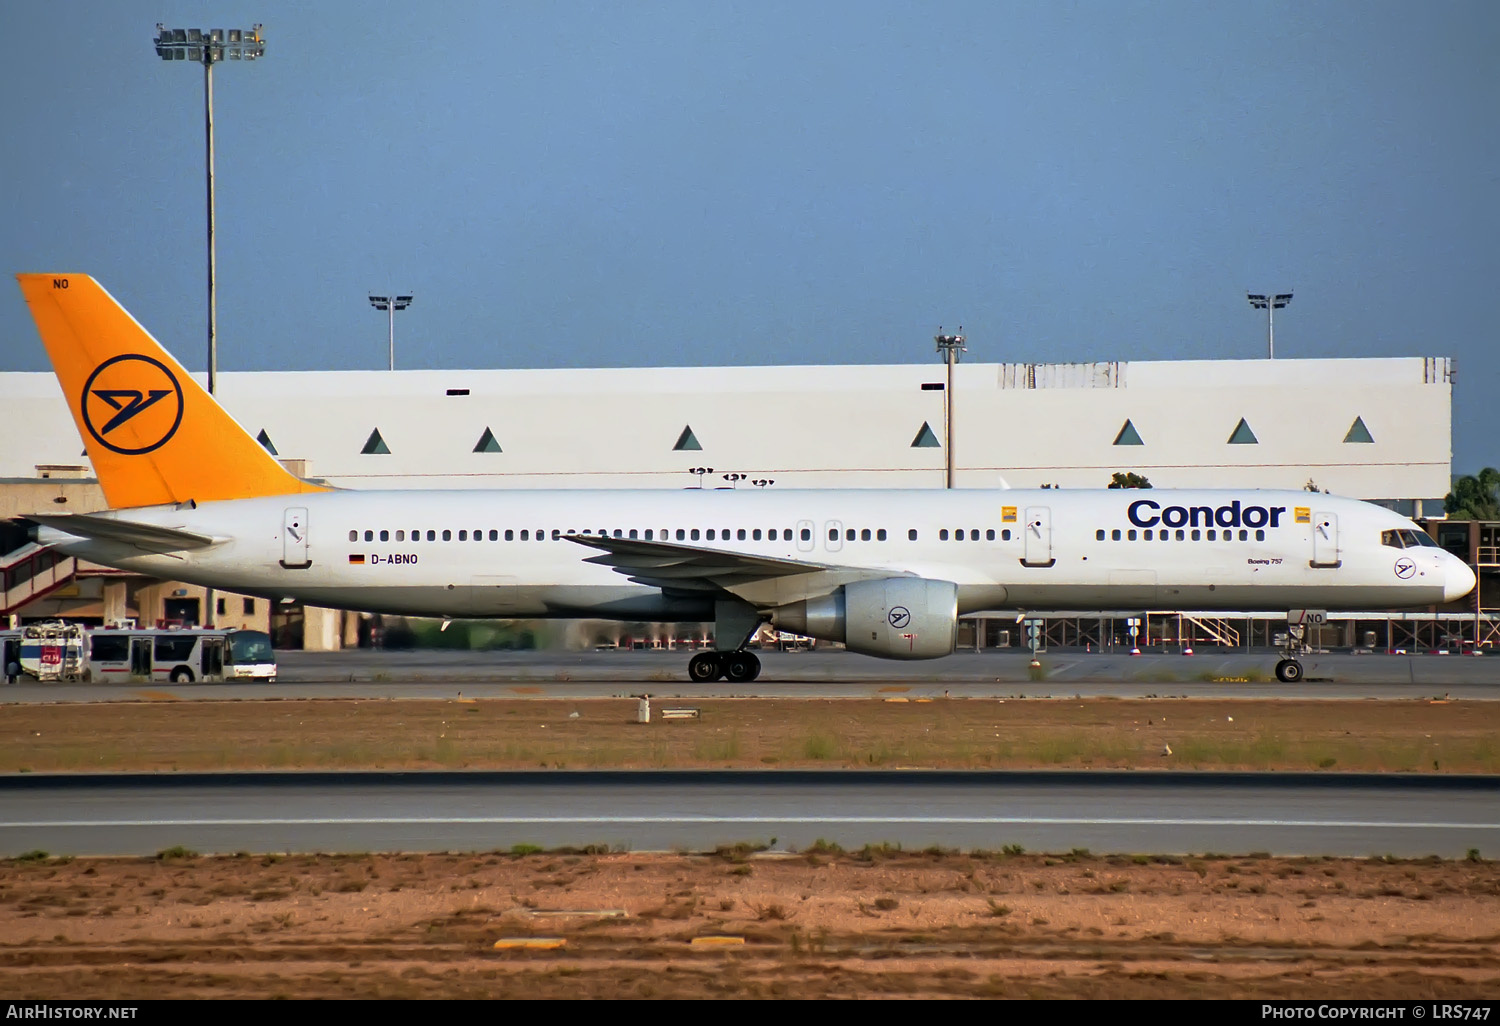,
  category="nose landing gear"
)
[1275,621,1309,683]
